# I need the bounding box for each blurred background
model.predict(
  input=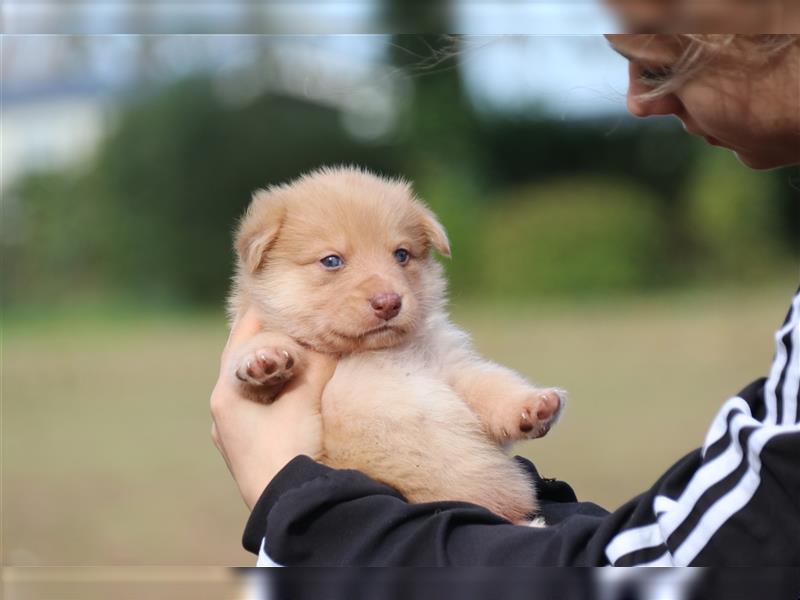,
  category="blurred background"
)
[3,2,799,566]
